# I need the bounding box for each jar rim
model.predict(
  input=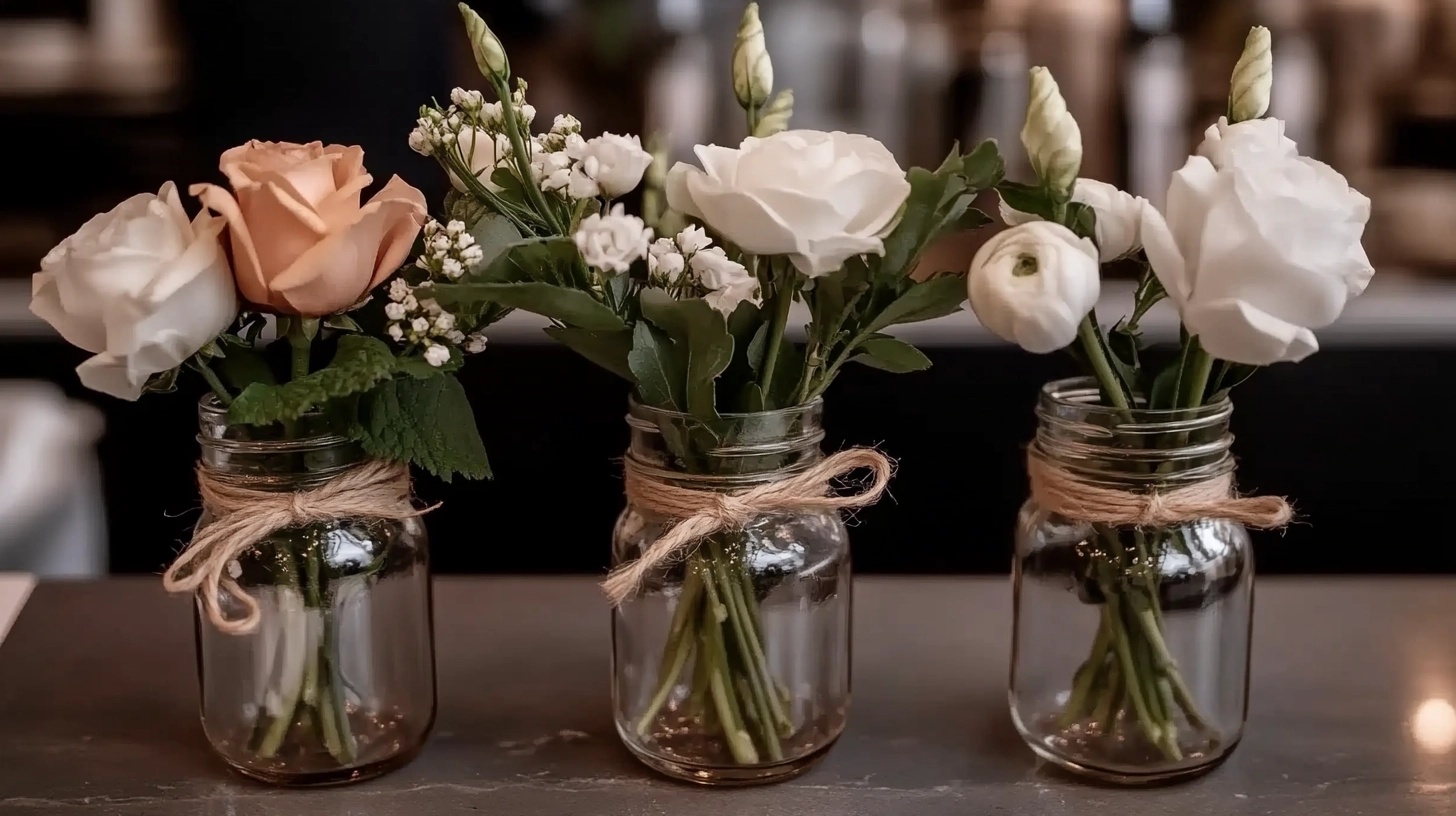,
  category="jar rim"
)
[197,395,355,451]
[1038,376,1233,428]
[626,395,825,422]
